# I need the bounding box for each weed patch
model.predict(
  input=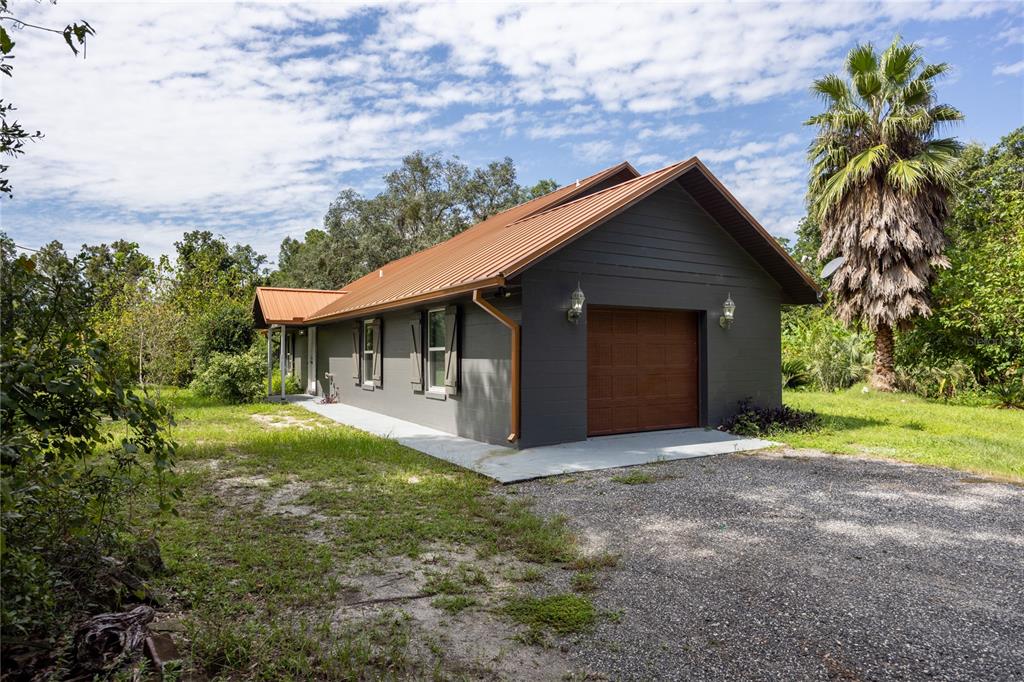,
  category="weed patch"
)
[503,594,597,635]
